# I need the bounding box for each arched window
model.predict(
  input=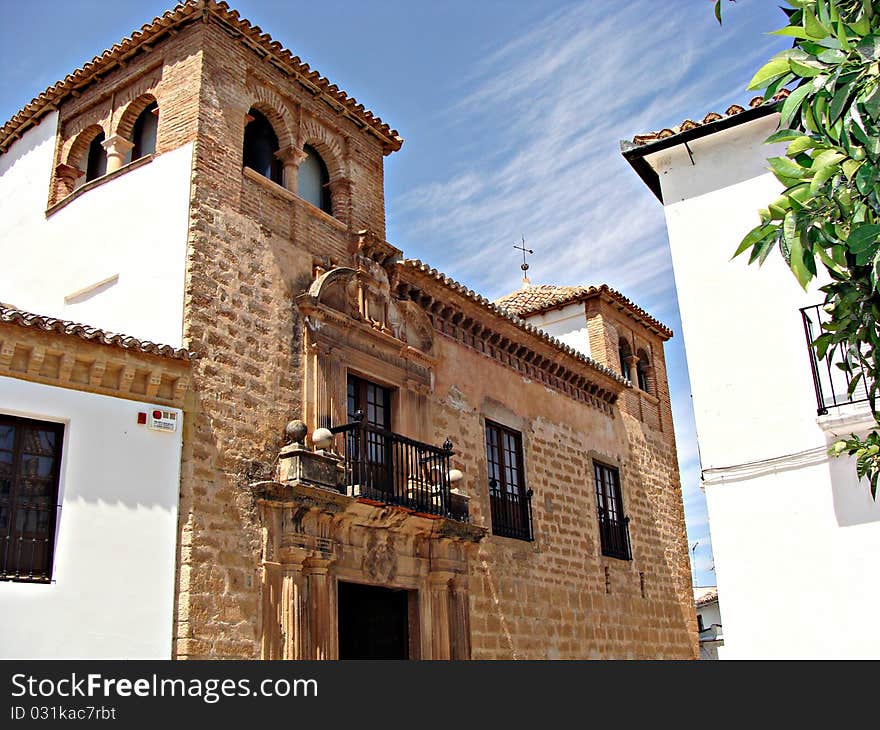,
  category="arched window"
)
[130,101,158,161]
[85,131,107,182]
[618,338,632,380]
[243,108,282,184]
[636,350,651,393]
[298,144,332,214]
